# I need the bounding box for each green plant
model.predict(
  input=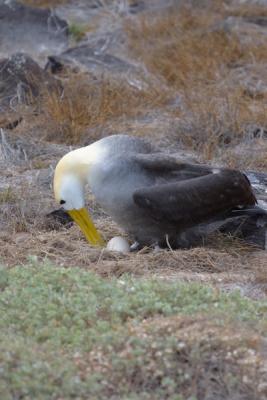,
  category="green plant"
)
[69,23,87,42]
[0,262,266,399]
